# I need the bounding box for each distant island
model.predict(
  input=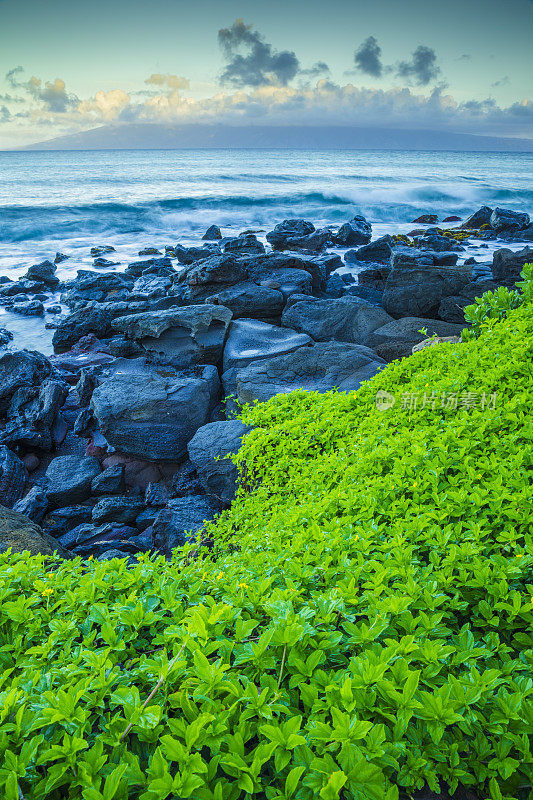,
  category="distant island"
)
[14,123,533,152]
